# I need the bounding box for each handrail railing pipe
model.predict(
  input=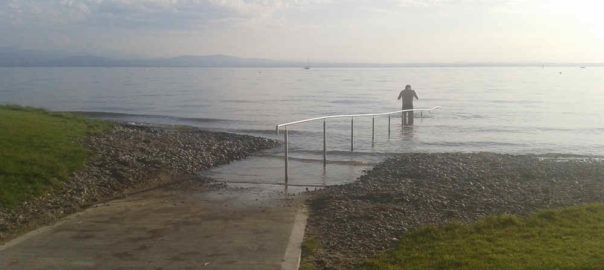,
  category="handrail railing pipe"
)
[284,126,288,185]
[351,117,354,152]
[275,106,440,185]
[388,115,391,138]
[371,116,375,146]
[323,120,326,166]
